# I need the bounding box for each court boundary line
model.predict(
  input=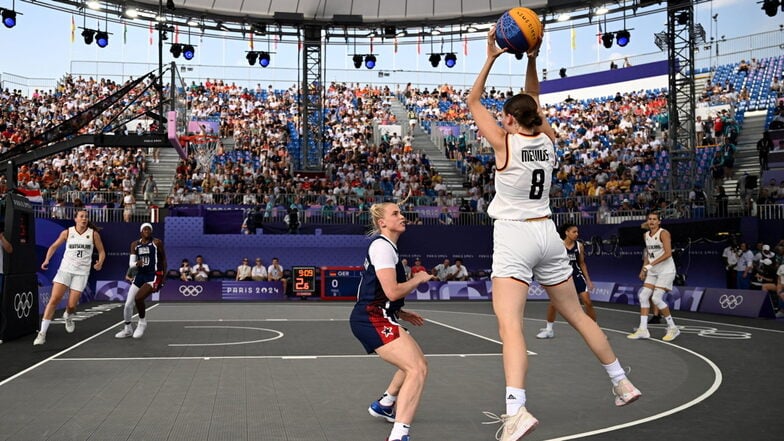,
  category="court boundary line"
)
[415,306,784,334]
[52,353,503,362]
[0,304,159,388]
[547,339,723,441]
[425,318,538,356]
[418,308,724,440]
